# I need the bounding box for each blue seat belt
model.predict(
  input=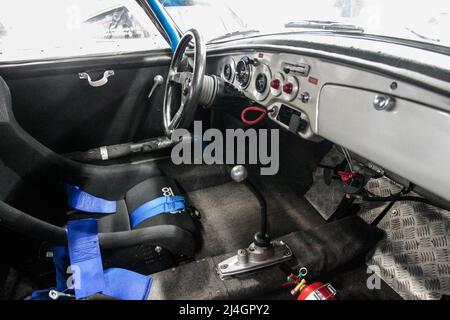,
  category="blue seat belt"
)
[130,196,185,229]
[67,219,106,298]
[30,220,152,300]
[52,246,70,292]
[65,184,117,214]
[103,269,153,300]
[66,219,152,300]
